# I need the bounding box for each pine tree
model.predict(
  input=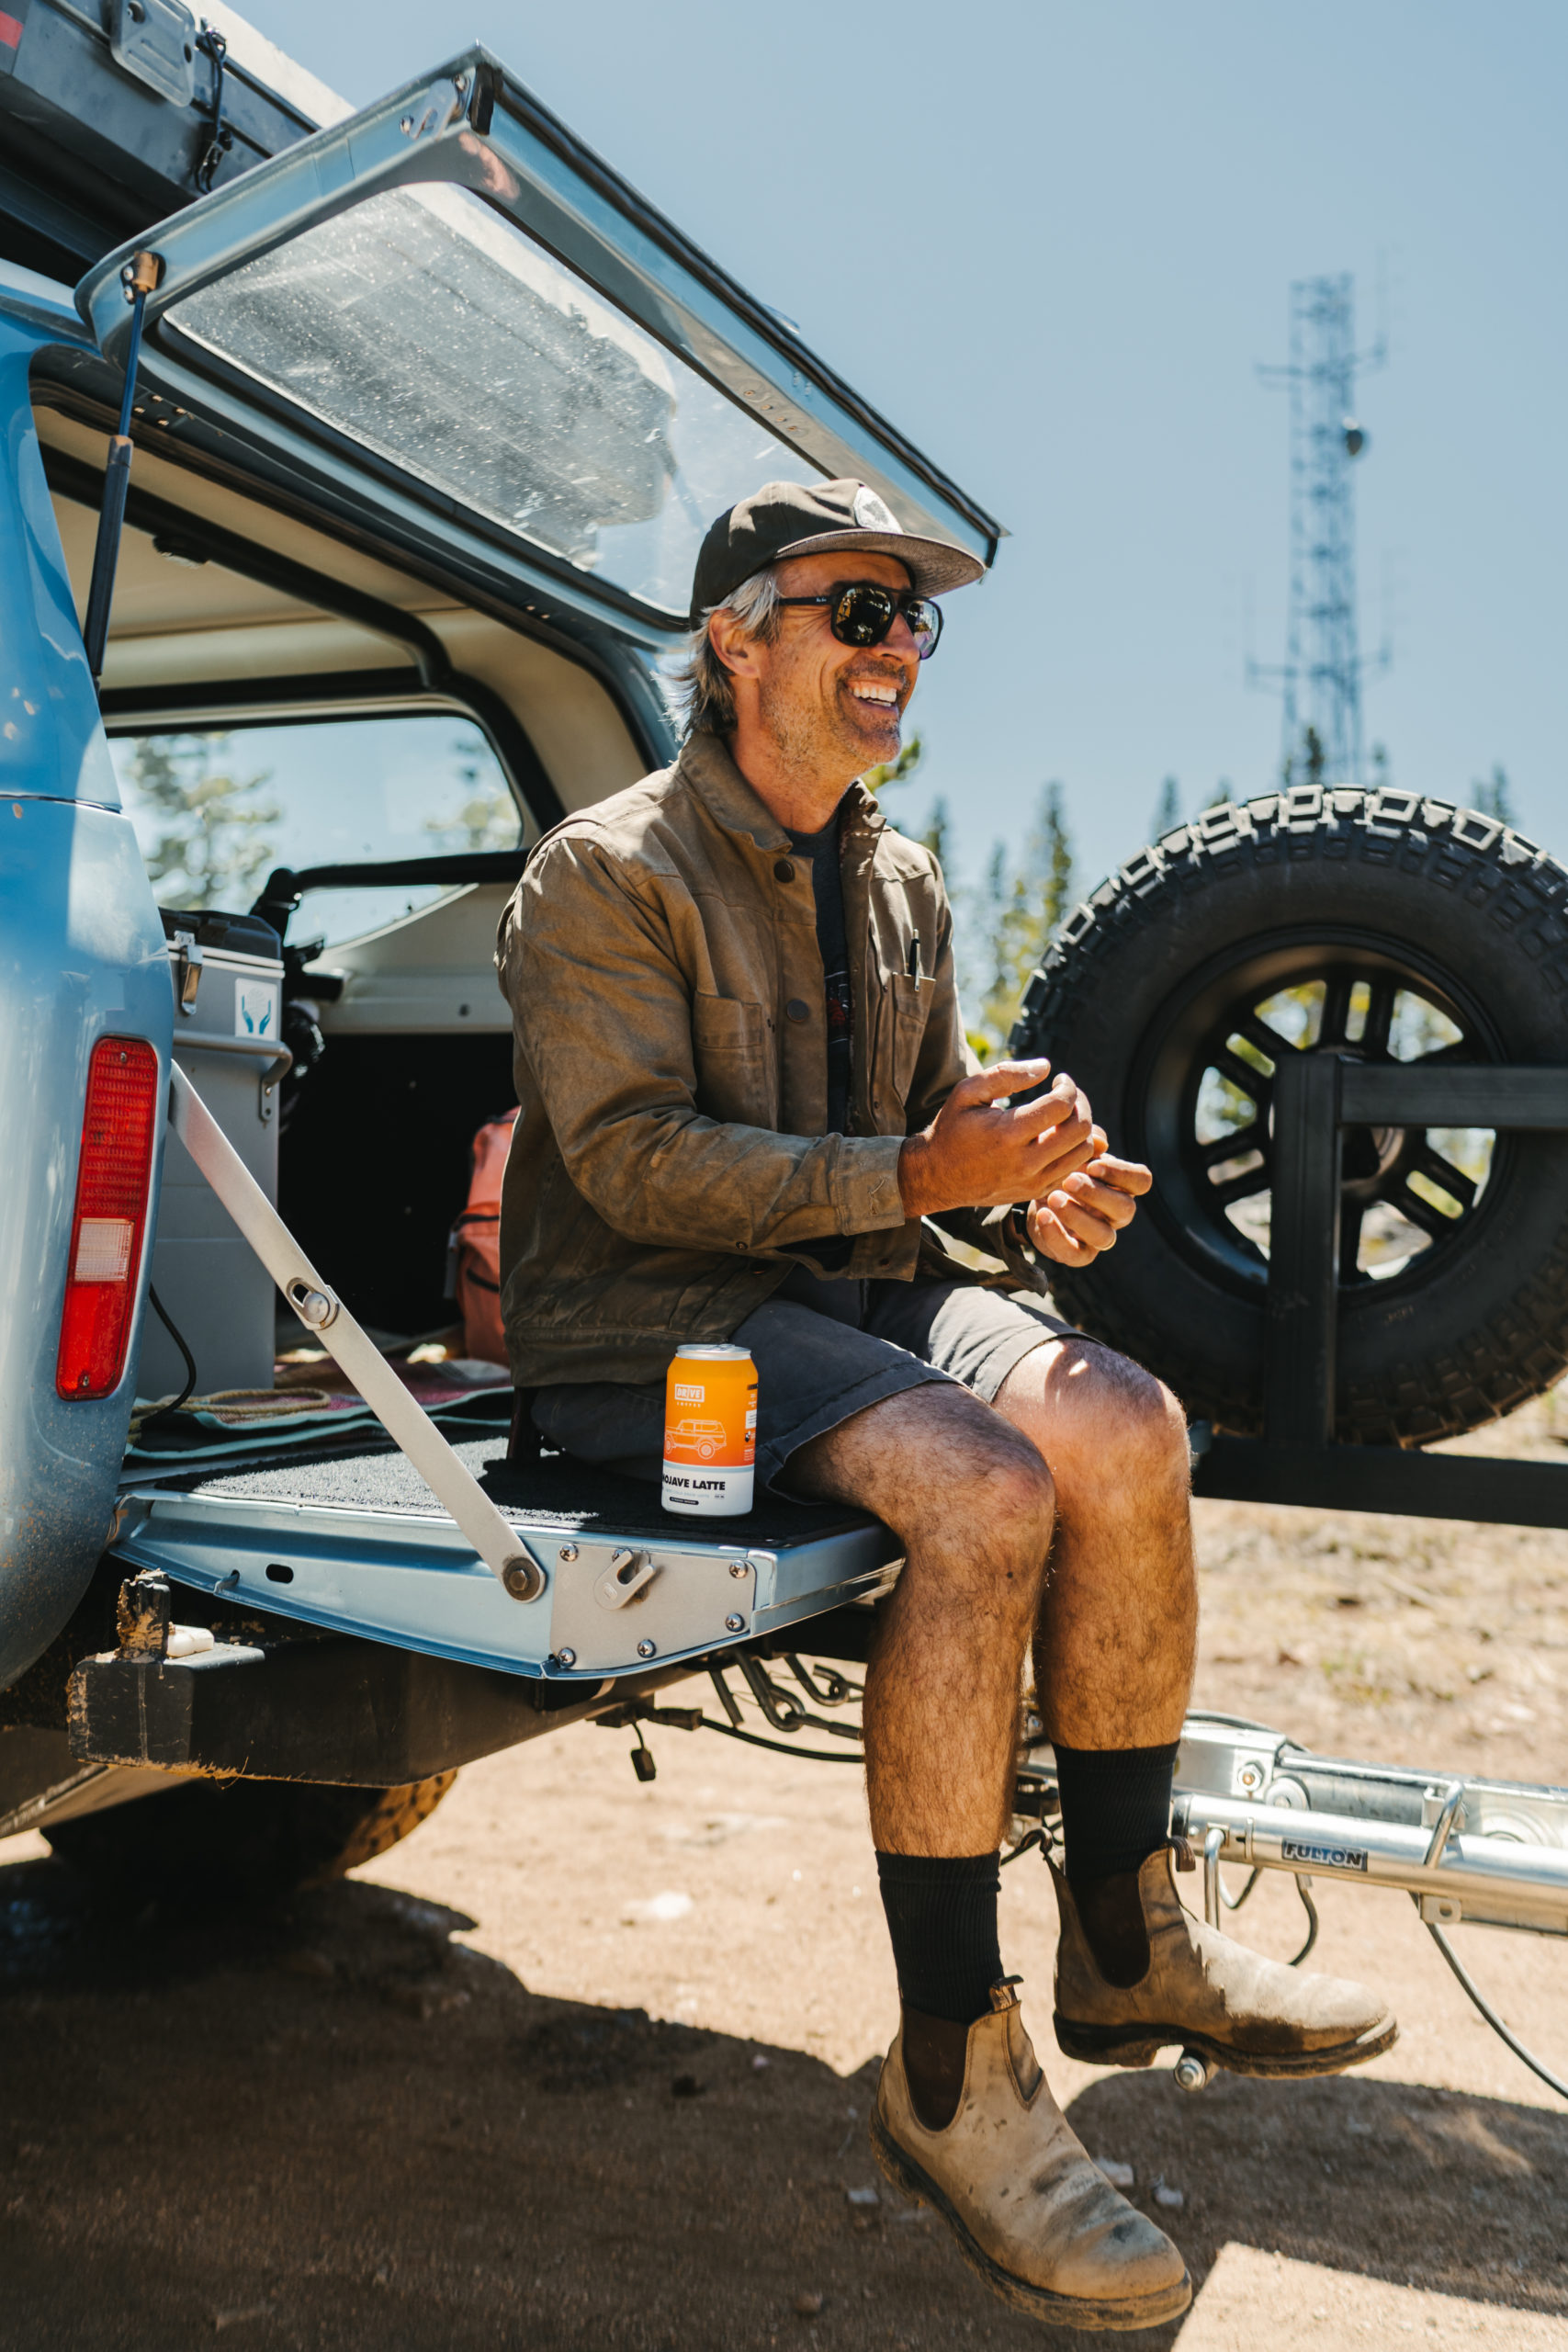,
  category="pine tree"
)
[1472,763,1516,826]
[124,733,280,907]
[1281,723,1325,789]
[972,784,1076,1055]
[1041,781,1075,934]
[425,733,523,851]
[982,837,1012,1007]
[1151,775,1182,839]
